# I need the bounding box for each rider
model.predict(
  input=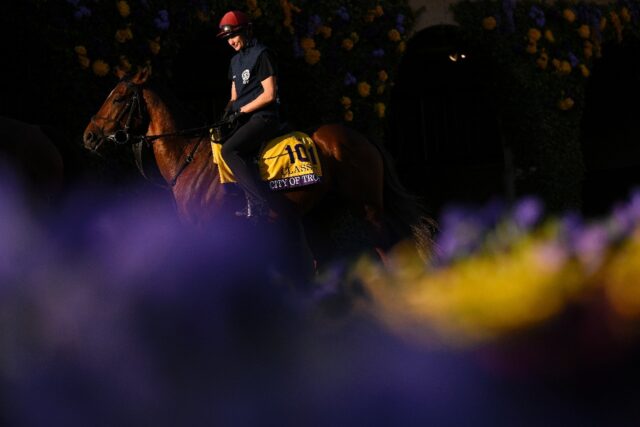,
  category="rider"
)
[217,10,290,219]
